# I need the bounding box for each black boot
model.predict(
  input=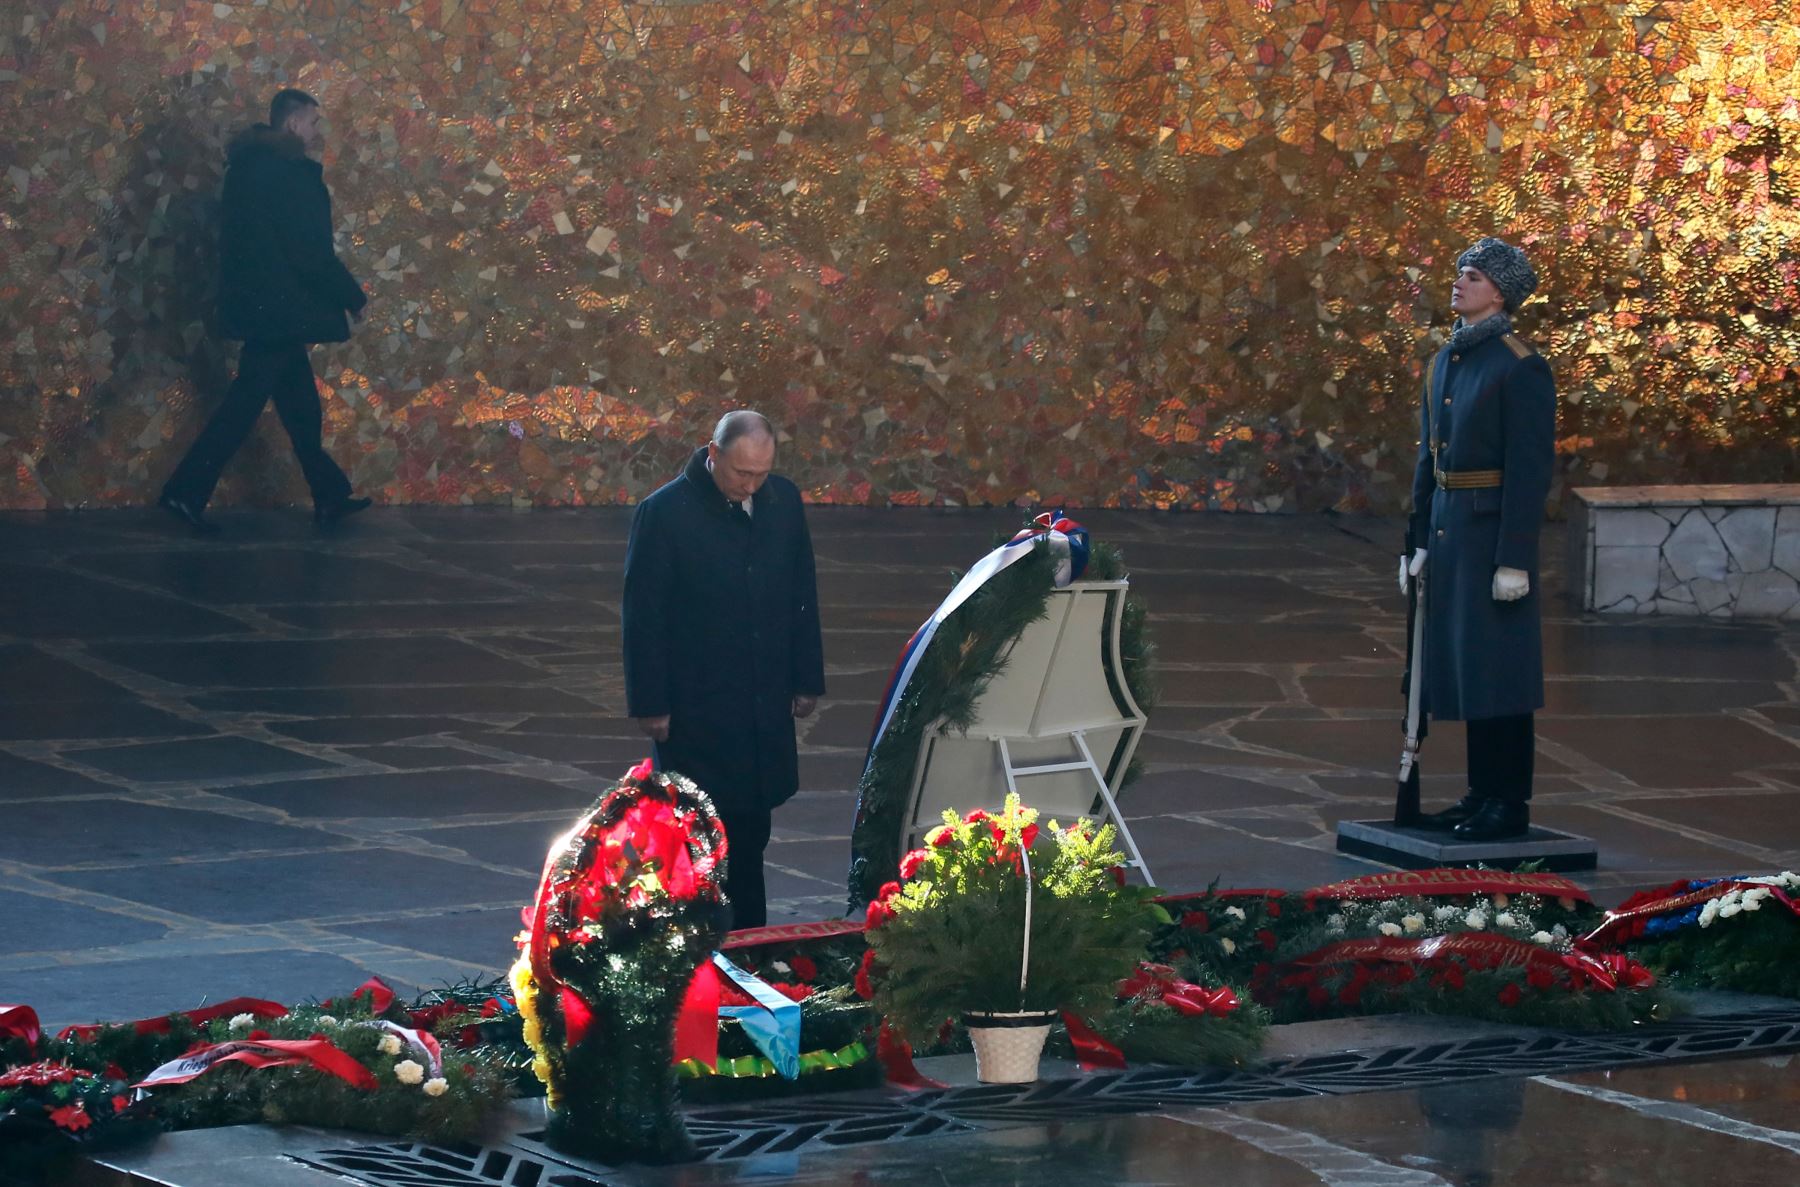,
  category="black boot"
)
[1453,799,1530,843]
[157,491,220,535]
[1418,794,1484,831]
[314,495,372,528]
